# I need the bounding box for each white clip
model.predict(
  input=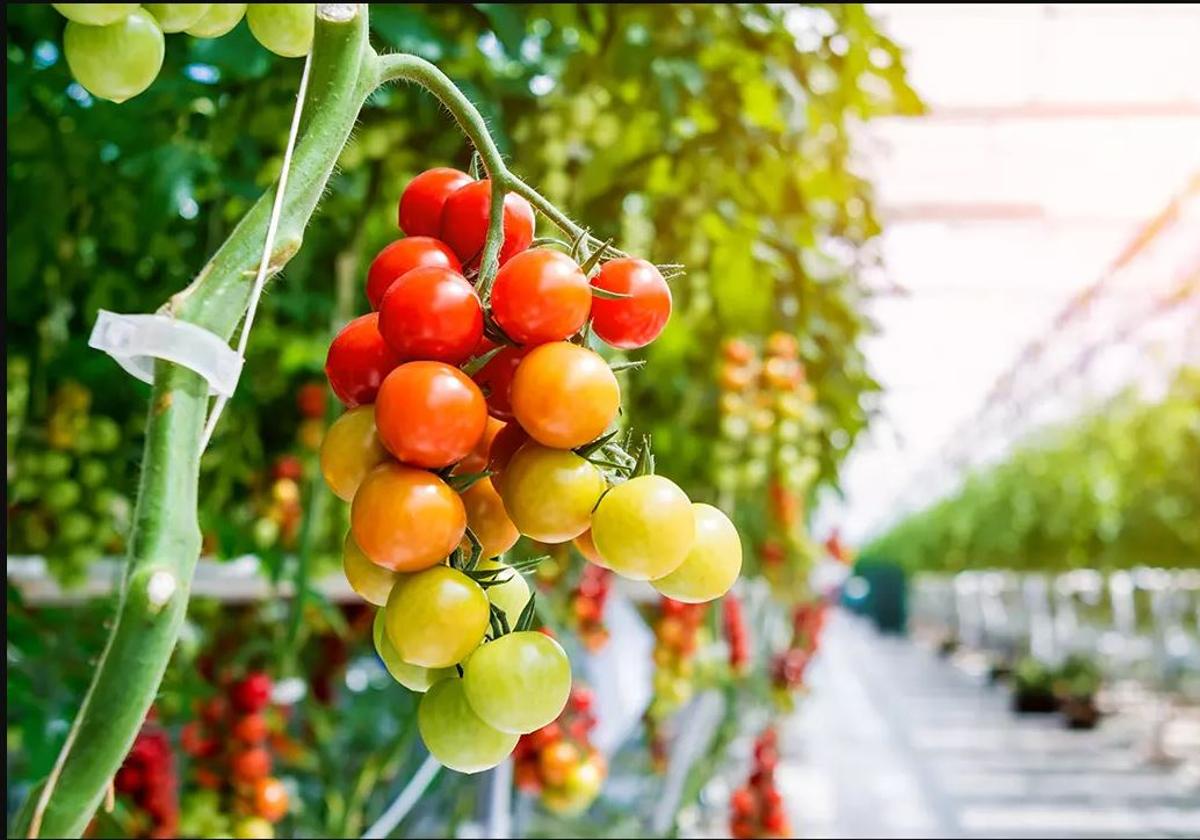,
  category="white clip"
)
[88,310,244,398]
